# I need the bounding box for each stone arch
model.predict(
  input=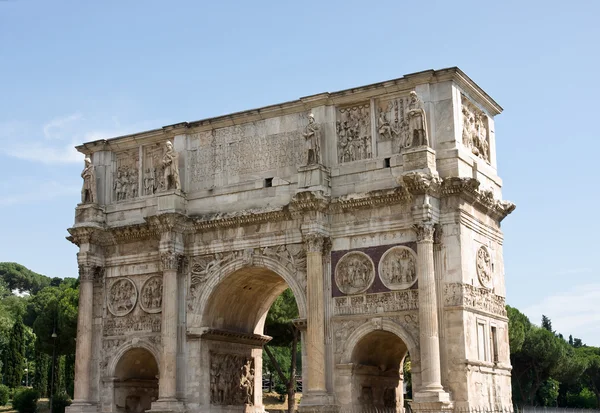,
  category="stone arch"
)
[341,319,420,366]
[192,253,307,331]
[108,339,161,378]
